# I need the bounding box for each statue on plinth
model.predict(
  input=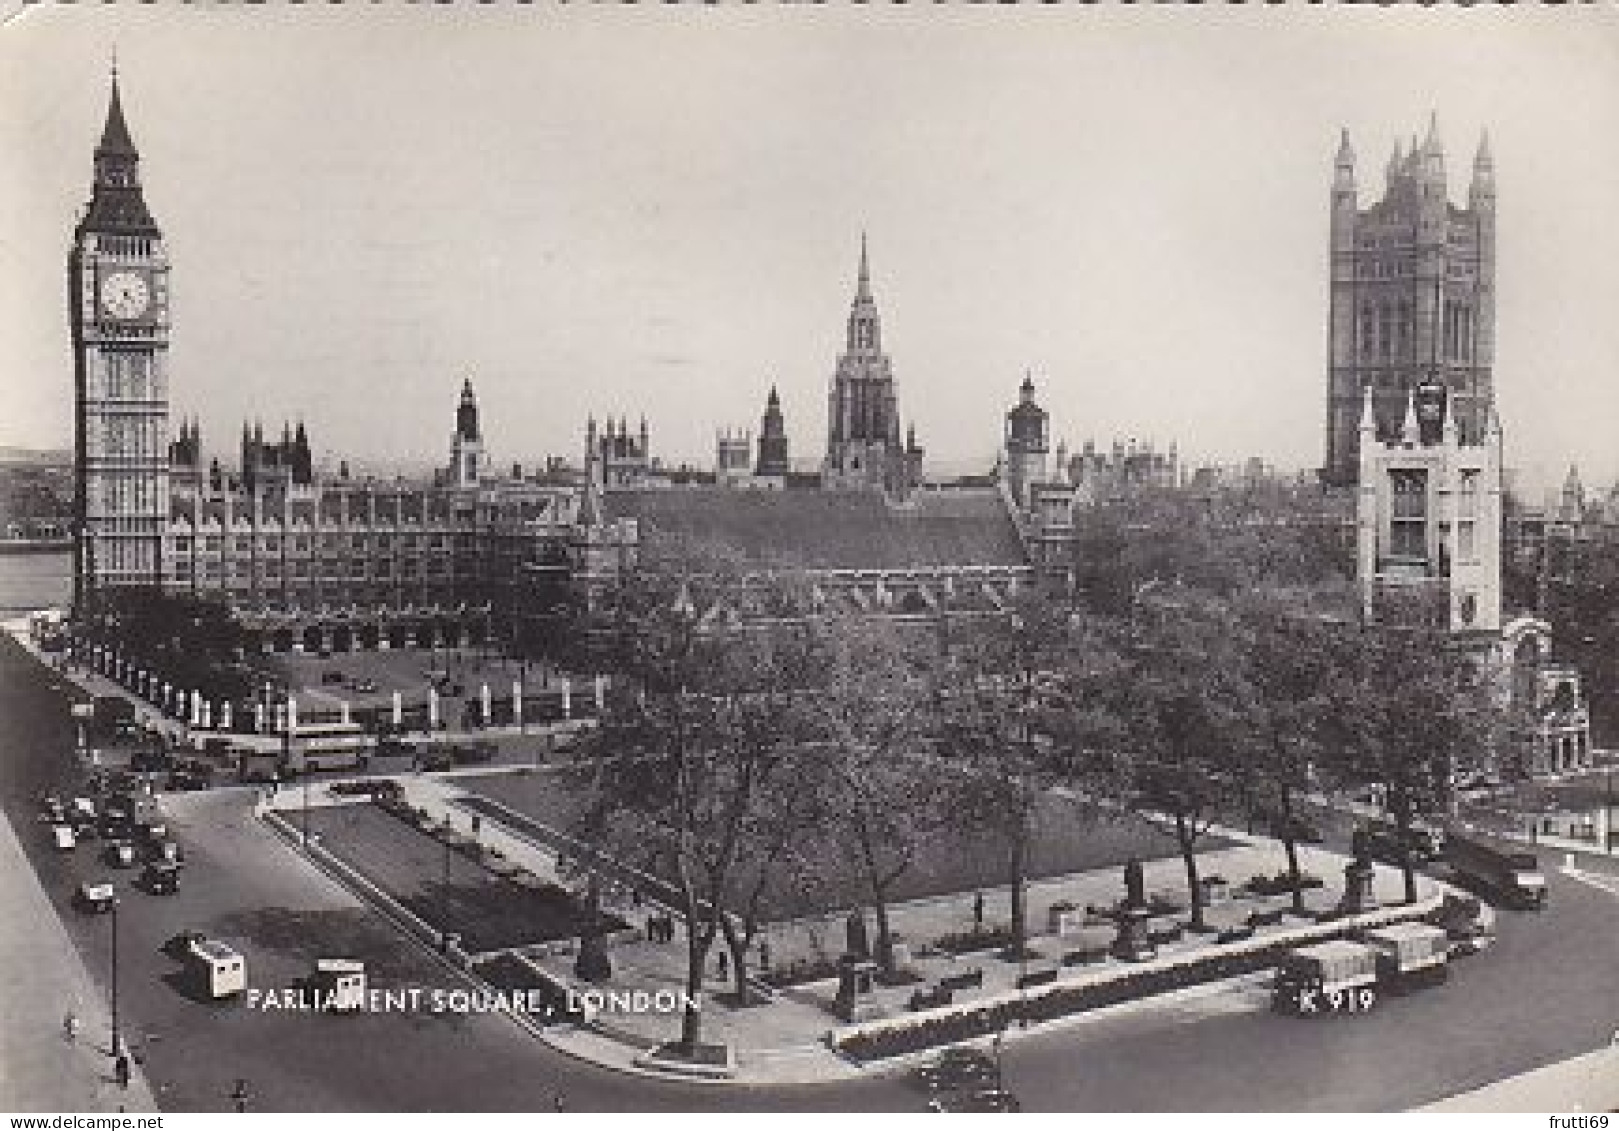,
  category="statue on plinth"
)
[845,909,870,960]
[1124,858,1147,909]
